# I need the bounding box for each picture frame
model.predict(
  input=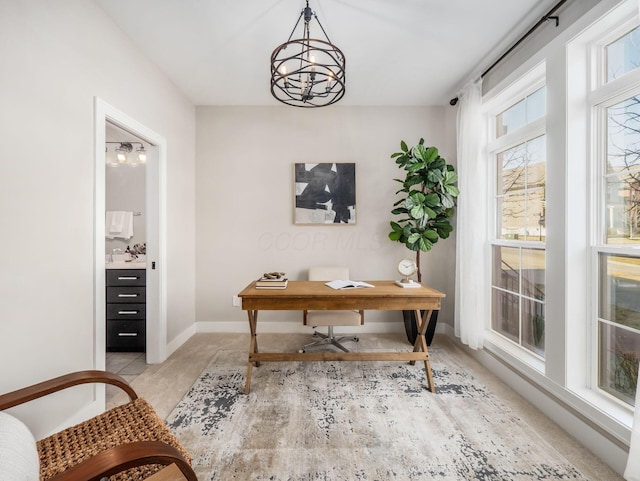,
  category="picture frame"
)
[294,163,356,224]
